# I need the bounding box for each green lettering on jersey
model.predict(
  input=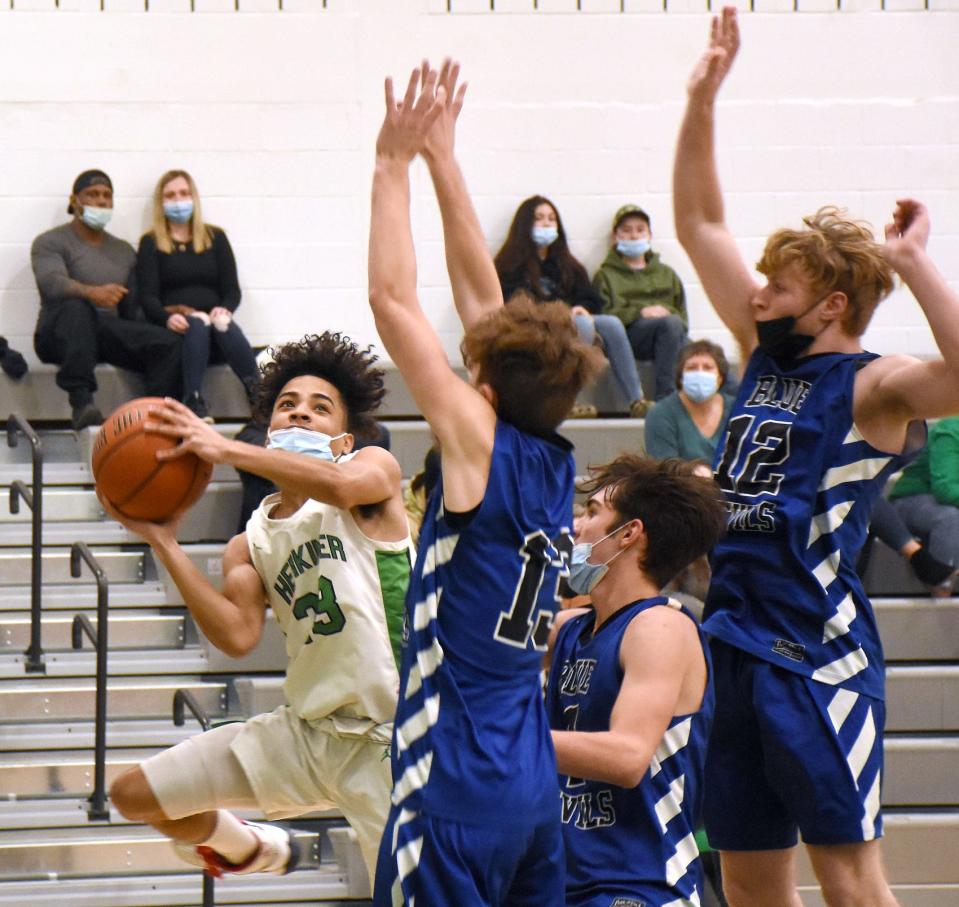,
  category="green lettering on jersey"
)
[292,575,346,641]
[327,535,346,562]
